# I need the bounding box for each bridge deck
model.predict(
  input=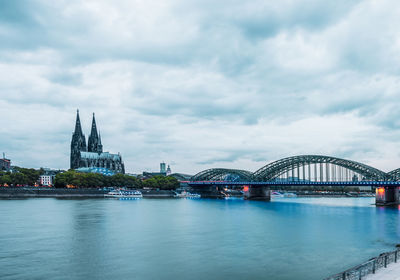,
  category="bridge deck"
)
[188,181,400,186]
